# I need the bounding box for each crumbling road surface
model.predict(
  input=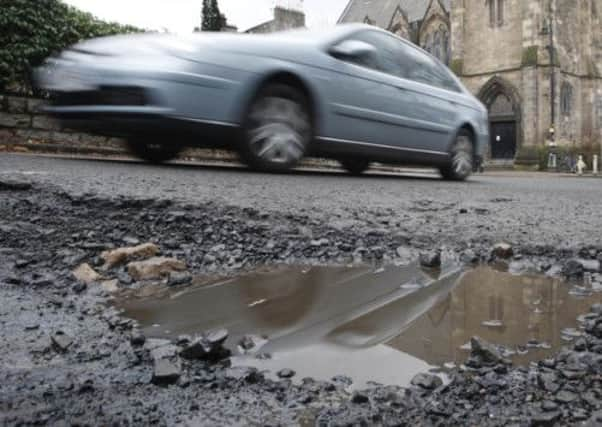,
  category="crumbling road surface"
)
[1,153,602,426]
